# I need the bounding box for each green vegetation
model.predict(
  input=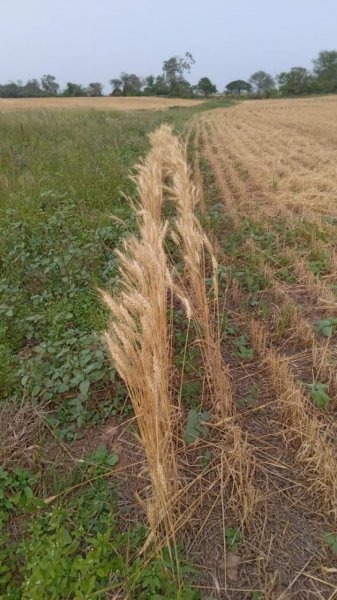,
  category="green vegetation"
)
[0,463,199,599]
[0,100,235,597]
[3,48,337,99]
